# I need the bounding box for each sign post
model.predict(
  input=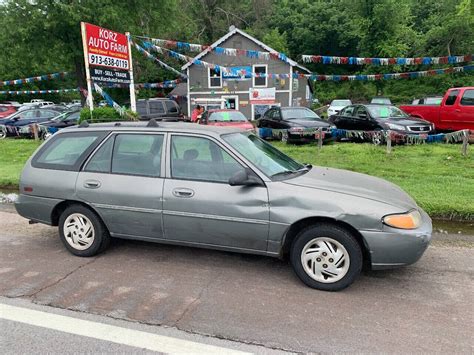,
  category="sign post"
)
[80,22,94,114]
[81,22,132,113]
[125,32,136,112]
